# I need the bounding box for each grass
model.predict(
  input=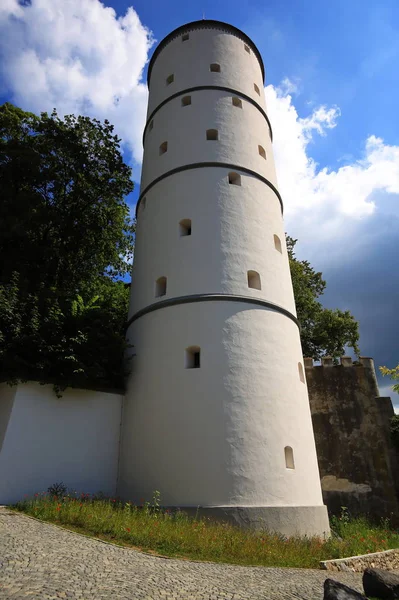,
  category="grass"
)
[14,492,399,569]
